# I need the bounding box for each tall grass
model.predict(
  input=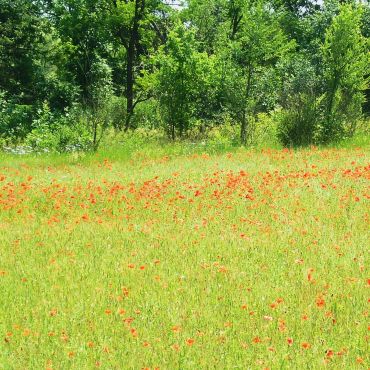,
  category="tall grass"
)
[0,134,368,369]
